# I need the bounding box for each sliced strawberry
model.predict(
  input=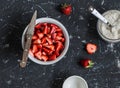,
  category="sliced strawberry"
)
[47,27,51,34]
[42,47,53,55]
[52,33,57,39]
[37,44,42,49]
[37,32,44,39]
[50,24,58,29]
[56,28,62,32]
[35,51,42,60]
[29,49,34,56]
[61,38,65,42]
[46,37,53,44]
[57,32,63,37]
[49,54,56,60]
[86,43,97,54]
[55,41,64,53]
[42,43,49,46]
[42,51,47,55]
[55,36,63,41]
[46,34,51,38]
[55,51,60,56]
[41,37,47,43]
[32,45,38,53]
[33,39,41,44]
[45,45,55,51]
[35,23,41,30]
[41,55,48,61]
[32,35,38,40]
[43,25,48,34]
[80,59,94,68]
[50,26,56,34]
